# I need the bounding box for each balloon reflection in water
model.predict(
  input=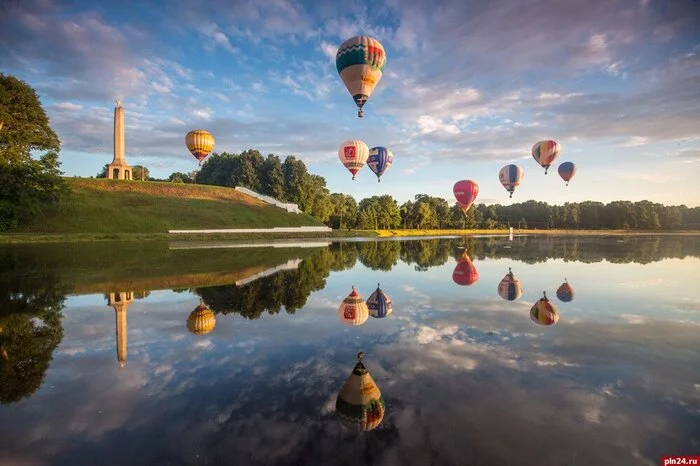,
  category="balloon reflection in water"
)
[367,283,393,318]
[530,292,559,326]
[497,267,523,301]
[556,278,575,302]
[187,302,216,335]
[338,286,369,326]
[453,251,479,286]
[336,352,385,432]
